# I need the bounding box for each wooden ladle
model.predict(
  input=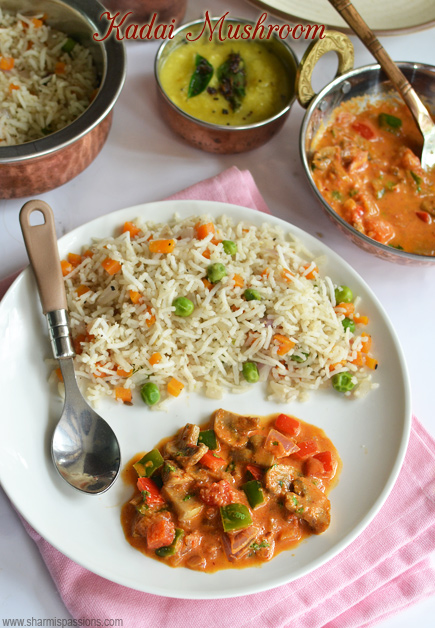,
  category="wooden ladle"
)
[328,0,435,171]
